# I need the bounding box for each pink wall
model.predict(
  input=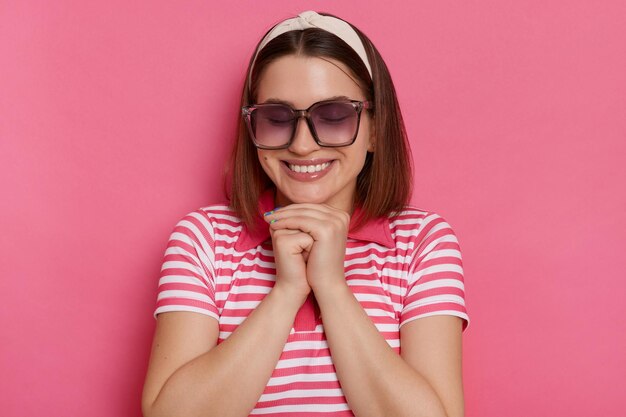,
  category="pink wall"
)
[1,1,624,416]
